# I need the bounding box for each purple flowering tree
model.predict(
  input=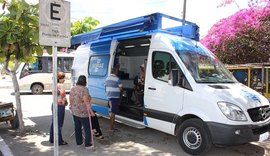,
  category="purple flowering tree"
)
[201,1,270,64]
